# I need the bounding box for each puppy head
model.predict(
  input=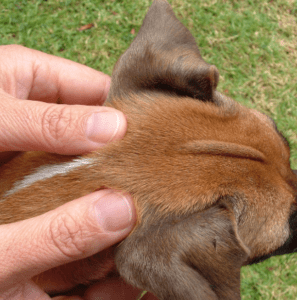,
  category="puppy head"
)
[99,0,297,299]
